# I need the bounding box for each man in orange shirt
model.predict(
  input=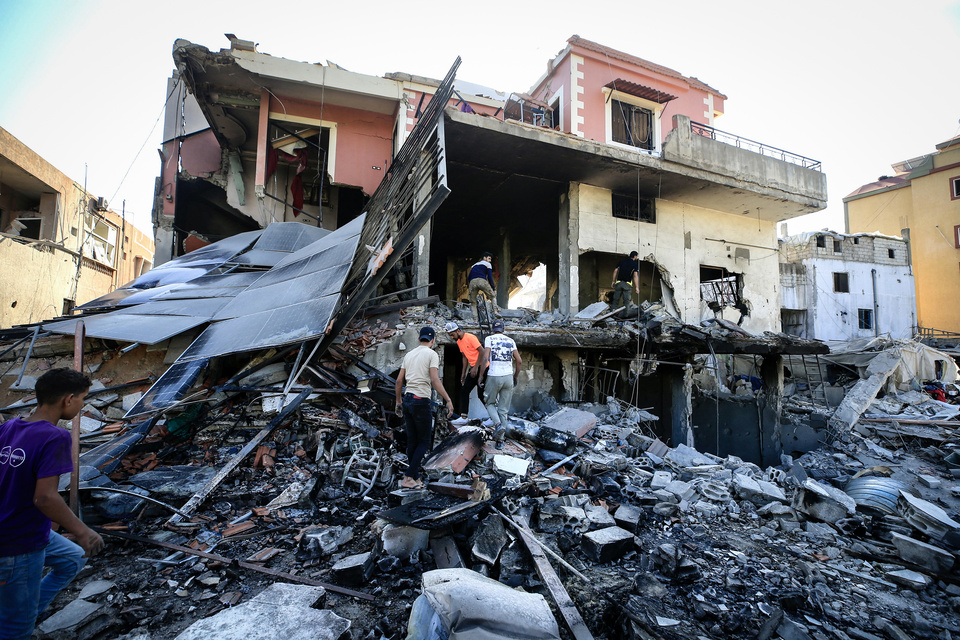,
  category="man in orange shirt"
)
[445,322,485,426]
